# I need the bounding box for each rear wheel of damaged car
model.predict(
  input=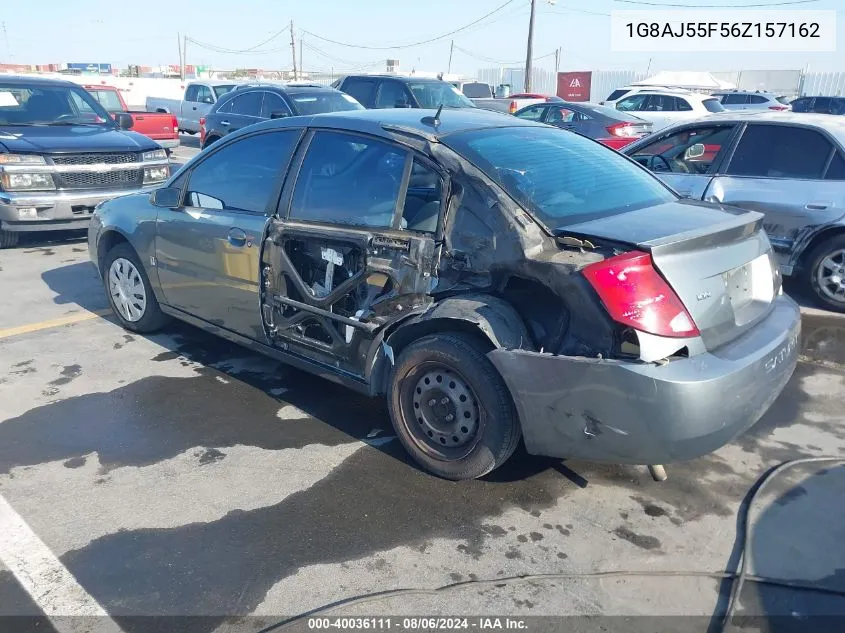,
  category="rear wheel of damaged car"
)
[806,234,845,313]
[0,229,20,249]
[102,242,169,333]
[388,332,521,480]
